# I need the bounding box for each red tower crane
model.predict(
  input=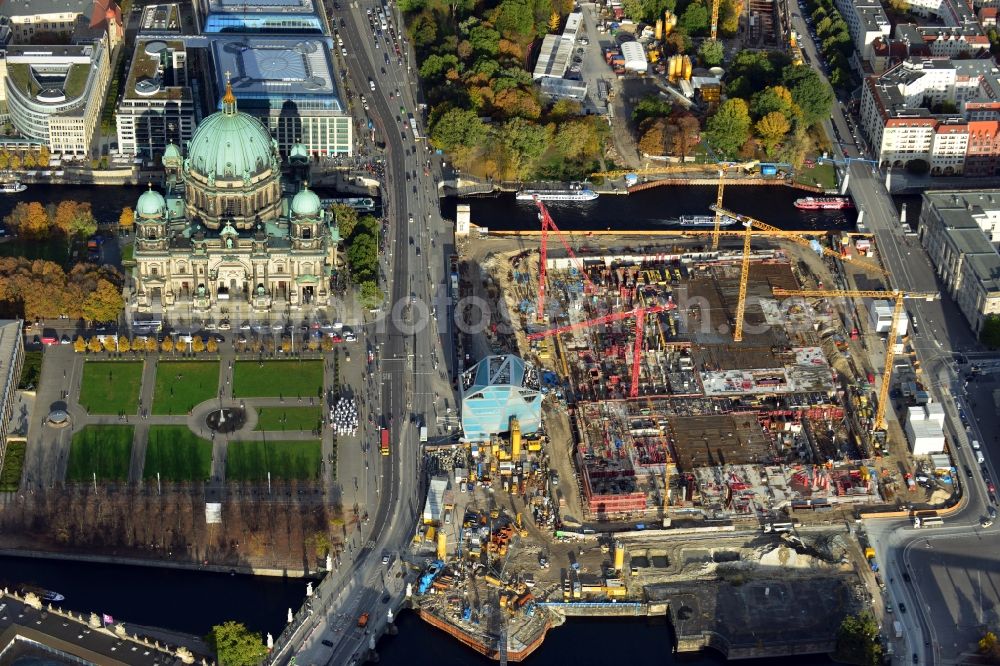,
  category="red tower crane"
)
[534,197,597,322]
[528,303,674,398]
